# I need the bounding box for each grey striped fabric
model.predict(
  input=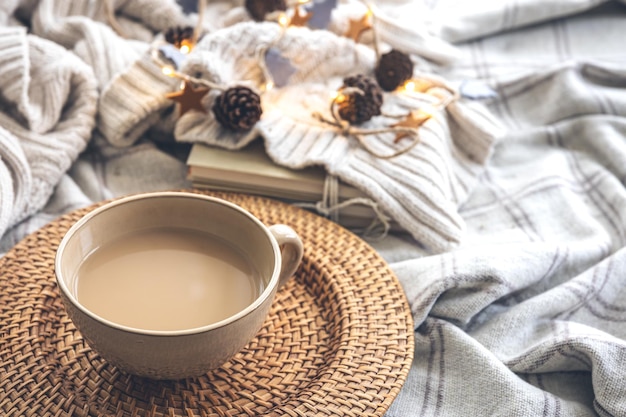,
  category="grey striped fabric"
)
[376,2,626,416]
[1,1,626,416]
